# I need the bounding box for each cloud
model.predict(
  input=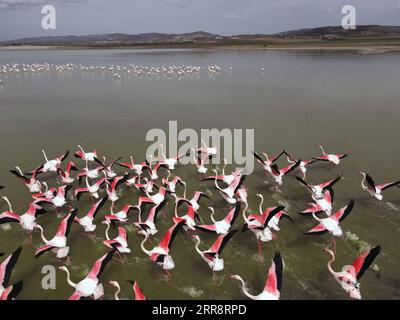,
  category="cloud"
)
[0,0,85,10]
[224,13,249,19]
